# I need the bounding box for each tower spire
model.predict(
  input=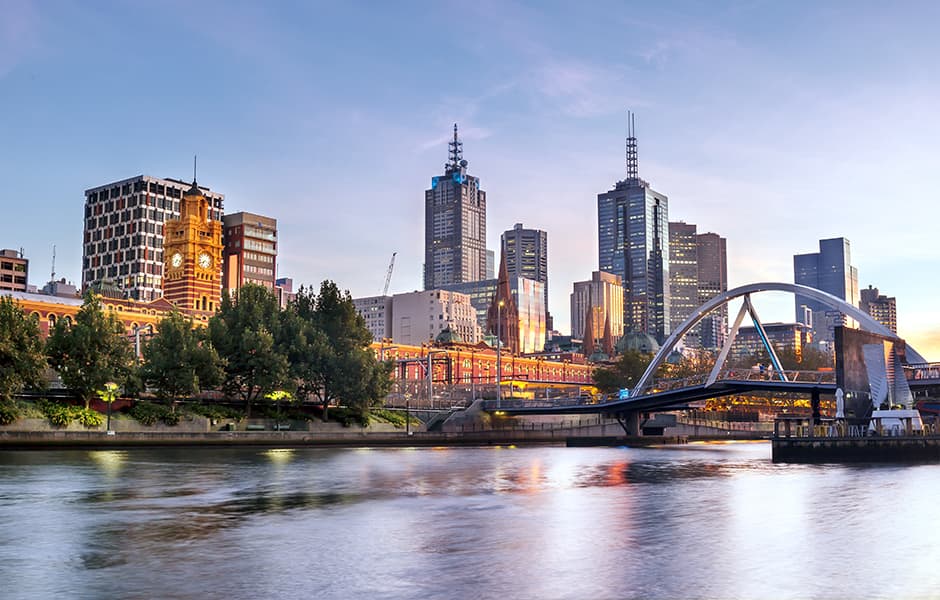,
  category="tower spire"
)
[626,110,638,181]
[193,154,197,184]
[447,123,464,169]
